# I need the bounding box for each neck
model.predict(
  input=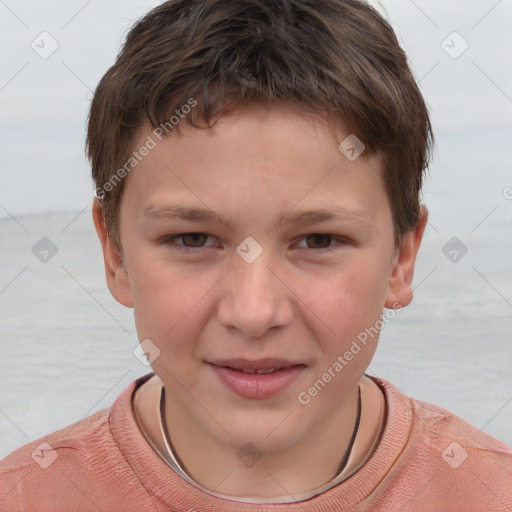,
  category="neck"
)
[158,376,383,499]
